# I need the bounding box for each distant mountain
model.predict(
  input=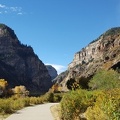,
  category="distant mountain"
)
[54,27,120,91]
[0,24,52,94]
[46,65,58,80]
